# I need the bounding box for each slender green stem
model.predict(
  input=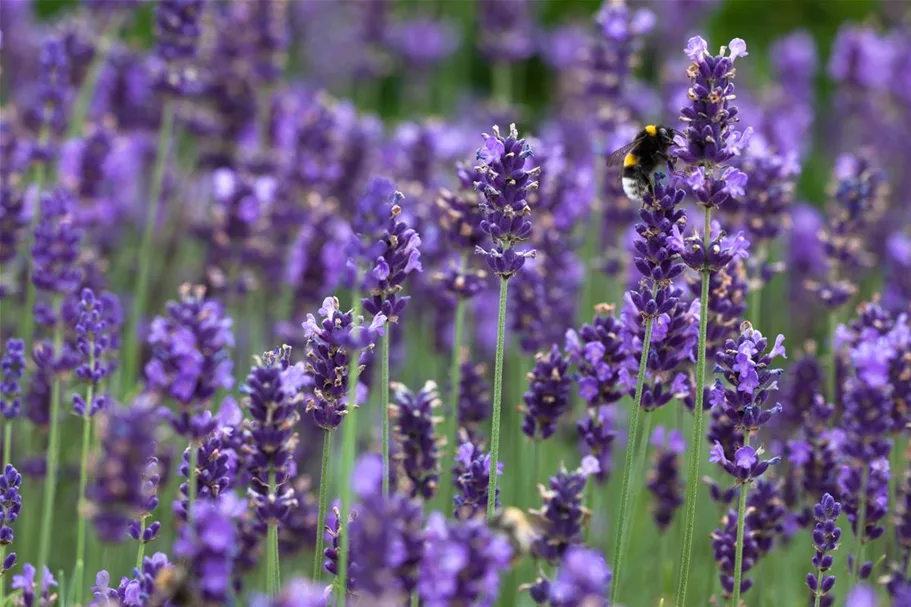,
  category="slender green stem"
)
[439,254,468,514]
[486,278,509,519]
[267,469,280,596]
[827,311,838,405]
[122,100,175,390]
[21,161,48,352]
[381,330,390,498]
[609,314,655,604]
[493,62,511,105]
[74,367,95,606]
[732,435,751,607]
[676,206,713,607]
[812,564,823,607]
[338,294,362,607]
[188,441,199,516]
[619,410,655,577]
[313,431,332,581]
[2,424,11,468]
[38,298,64,572]
[67,16,124,140]
[855,465,869,581]
[136,520,146,569]
[579,139,604,320]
